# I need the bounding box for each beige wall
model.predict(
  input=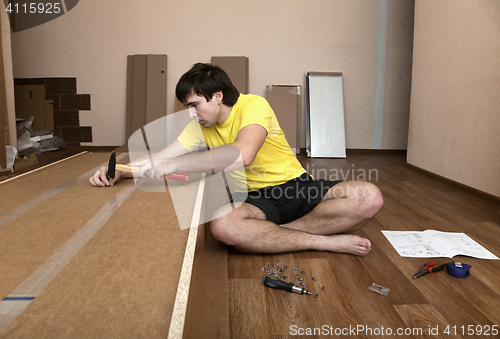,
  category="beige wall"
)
[408,0,500,198]
[10,0,413,149]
